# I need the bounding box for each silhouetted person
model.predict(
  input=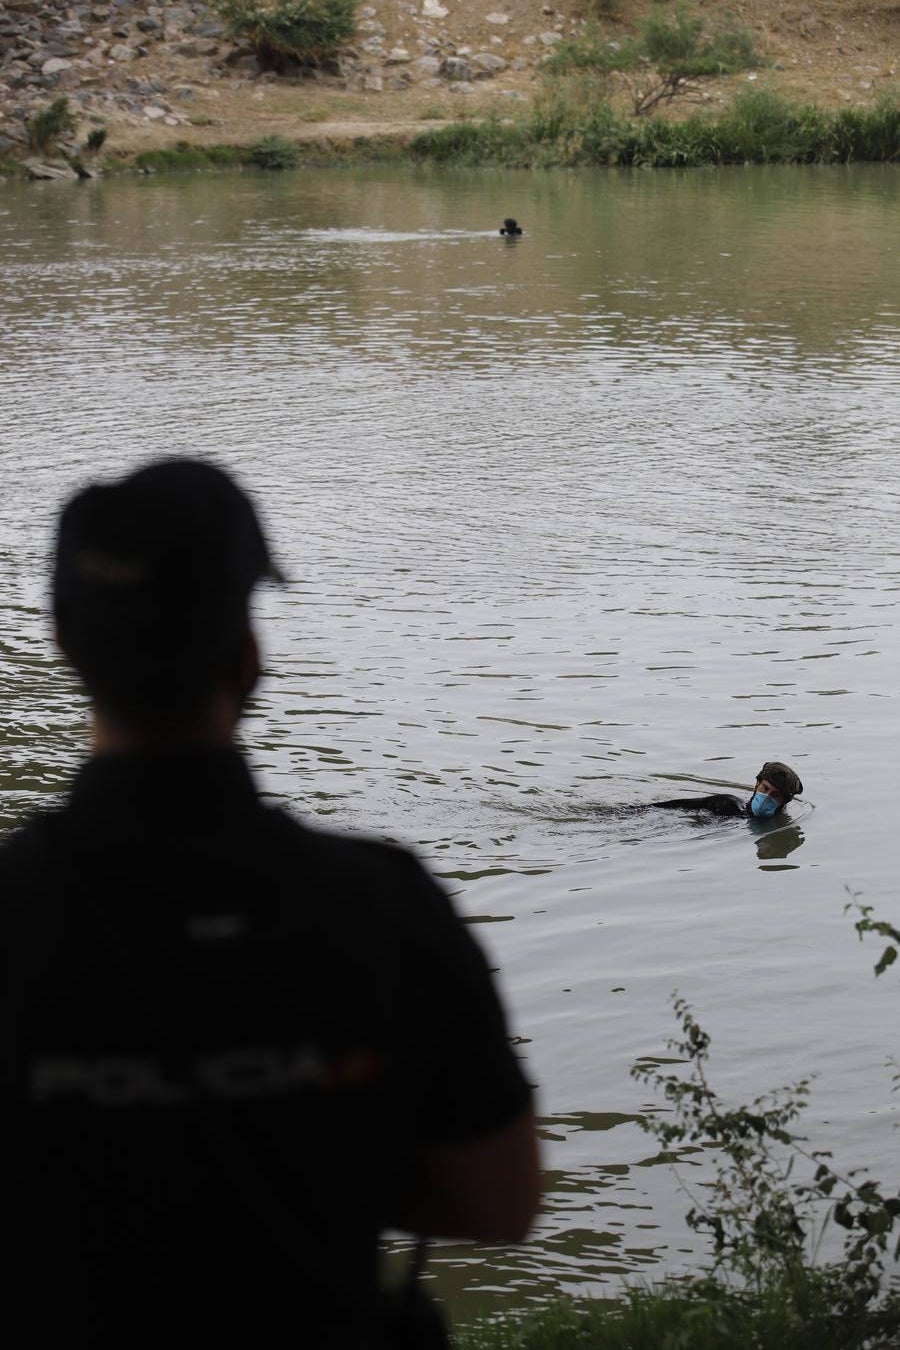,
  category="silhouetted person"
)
[2,460,540,1349]
[500,217,523,235]
[652,761,804,819]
